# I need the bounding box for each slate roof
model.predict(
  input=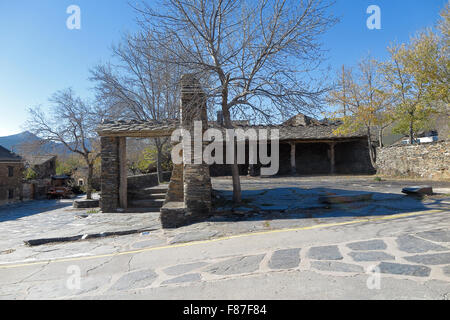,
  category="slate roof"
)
[0,145,23,162]
[97,115,370,142]
[25,155,57,166]
[97,119,179,137]
[227,124,368,141]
